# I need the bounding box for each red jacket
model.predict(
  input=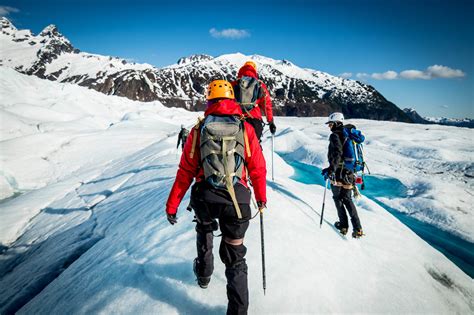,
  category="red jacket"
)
[231,65,274,123]
[166,99,267,215]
